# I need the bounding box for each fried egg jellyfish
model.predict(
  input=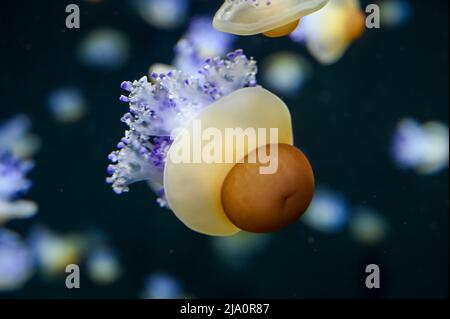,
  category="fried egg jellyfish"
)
[213,0,329,37]
[392,118,449,175]
[107,49,315,236]
[290,0,365,65]
[0,228,33,291]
